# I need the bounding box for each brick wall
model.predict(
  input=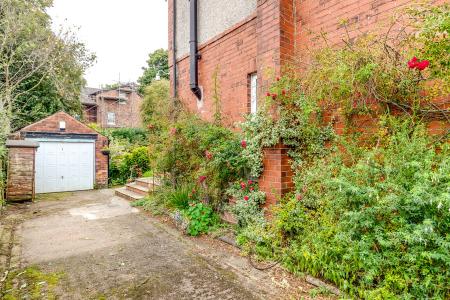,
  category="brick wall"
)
[95,90,142,128]
[18,111,108,188]
[6,146,37,201]
[169,0,449,206]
